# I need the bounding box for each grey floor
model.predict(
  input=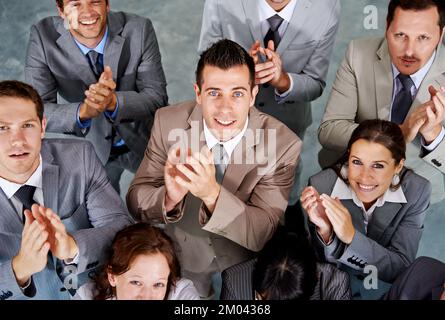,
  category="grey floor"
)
[0,0,443,262]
